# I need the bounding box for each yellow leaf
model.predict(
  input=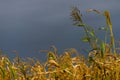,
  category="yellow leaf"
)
[48,60,60,68]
